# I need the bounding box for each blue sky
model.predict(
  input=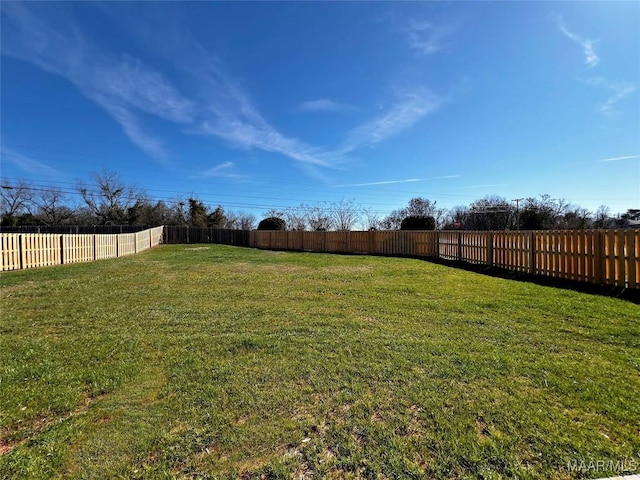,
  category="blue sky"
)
[1,1,639,219]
